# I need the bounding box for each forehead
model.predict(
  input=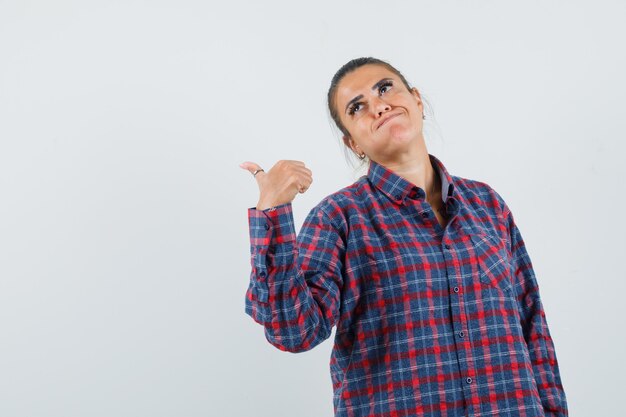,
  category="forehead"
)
[335,64,399,106]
